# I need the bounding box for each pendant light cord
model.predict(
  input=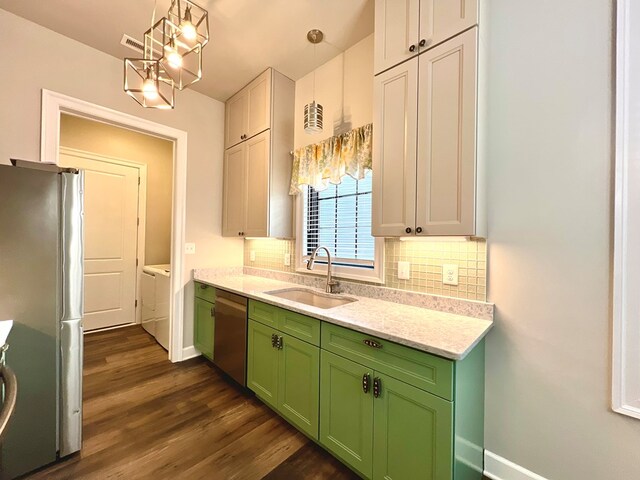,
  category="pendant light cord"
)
[313,42,316,101]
